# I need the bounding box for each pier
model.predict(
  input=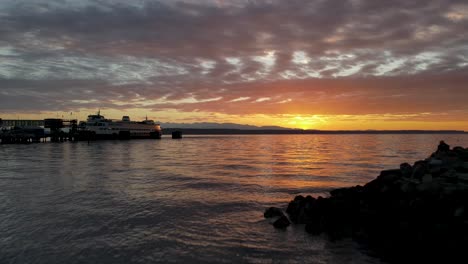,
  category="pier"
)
[1,117,162,144]
[0,118,78,144]
[0,128,44,144]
